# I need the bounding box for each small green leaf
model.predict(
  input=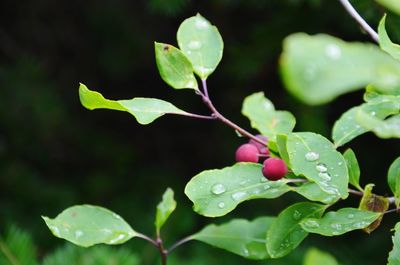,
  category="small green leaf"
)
[294,182,338,204]
[266,202,326,258]
[303,248,339,265]
[388,222,400,265]
[388,157,400,207]
[155,188,177,234]
[359,184,389,233]
[377,0,400,15]
[378,15,400,61]
[300,208,381,236]
[154,42,198,90]
[343,149,362,191]
[281,33,400,105]
[185,163,292,217]
[42,205,137,247]
[276,134,291,167]
[79,84,190,125]
[286,132,349,201]
[177,14,223,79]
[193,217,274,260]
[242,92,296,140]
